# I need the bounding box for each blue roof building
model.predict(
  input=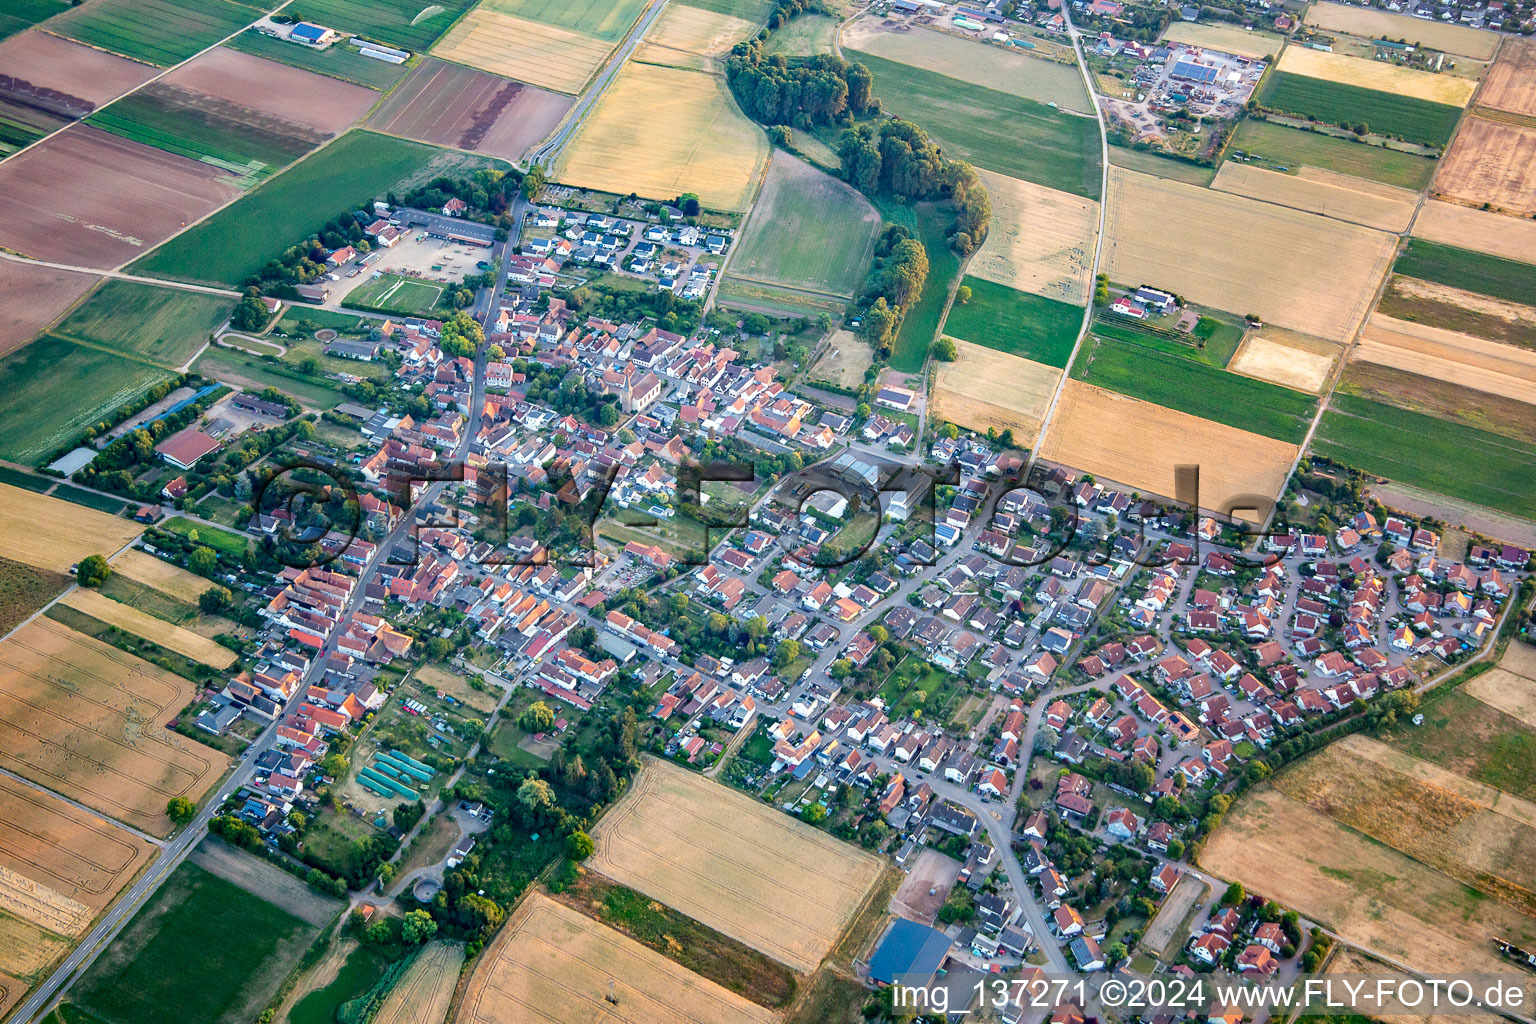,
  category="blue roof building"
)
[869,918,953,987]
[290,22,330,44]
